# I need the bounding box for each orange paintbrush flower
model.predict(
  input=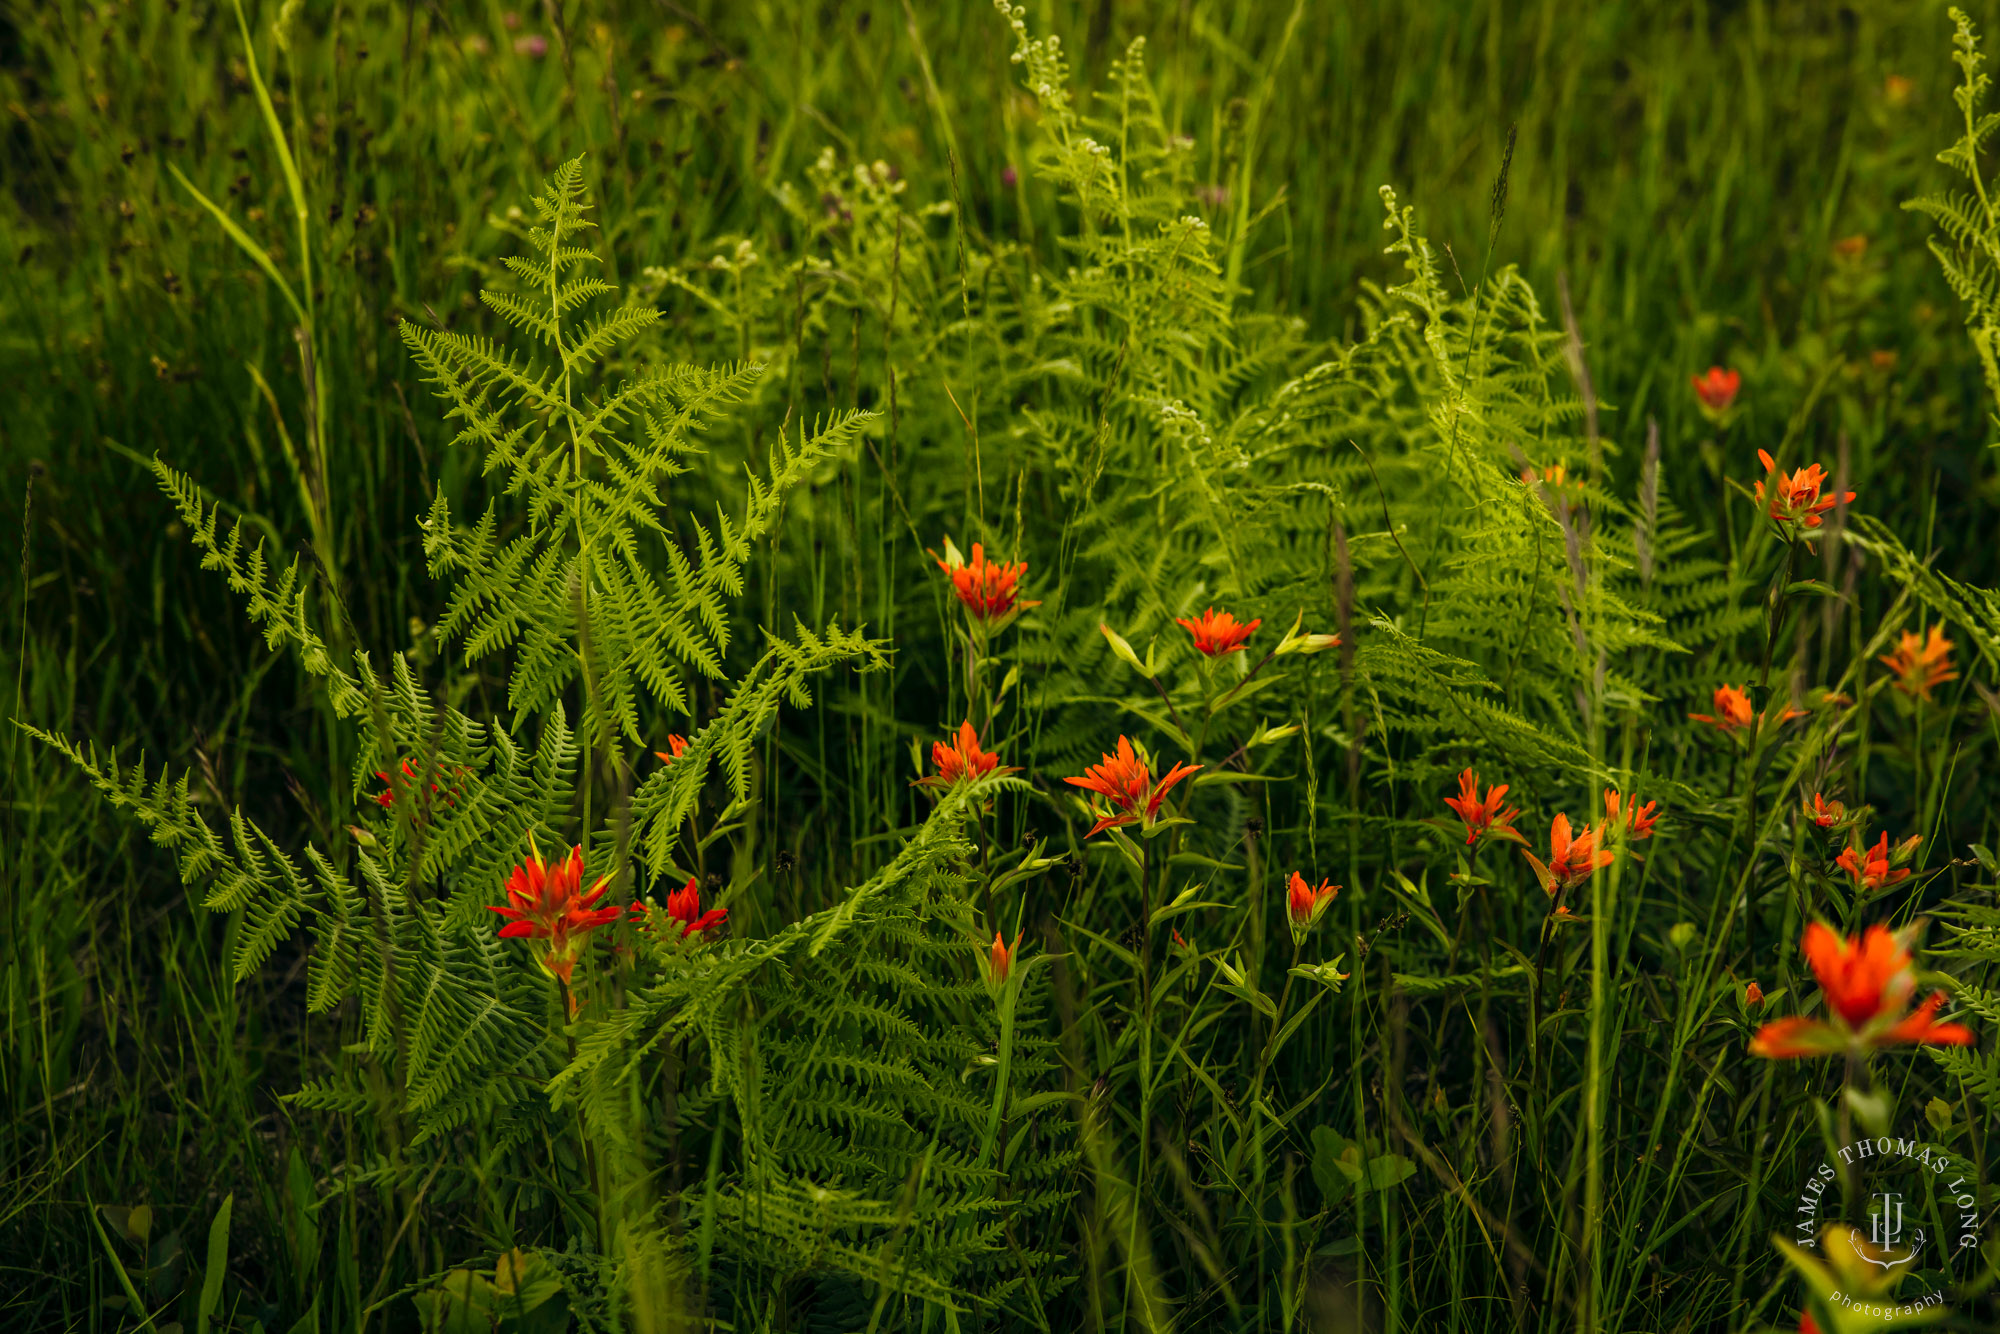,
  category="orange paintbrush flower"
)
[936,541,1039,624]
[1749,922,1974,1059]
[1688,683,1754,733]
[1285,871,1340,937]
[1879,625,1958,701]
[1064,736,1201,838]
[1814,923,1912,1027]
[489,837,621,985]
[1754,449,1854,533]
[918,721,1013,790]
[1442,769,1520,846]
[1835,830,1919,892]
[1746,980,1765,1006]
[1876,989,1975,1045]
[1803,793,1846,829]
[1603,789,1658,840]
[1691,366,1741,420]
[654,734,690,765]
[1689,683,1802,736]
[1176,607,1260,656]
[1520,813,1614,897]
[981,930,1022,992]
[990,931,1015,983]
